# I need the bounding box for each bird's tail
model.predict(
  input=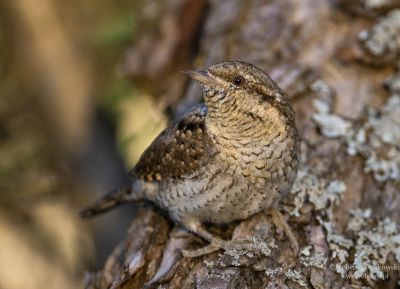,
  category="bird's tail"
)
[79,186,137,218]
